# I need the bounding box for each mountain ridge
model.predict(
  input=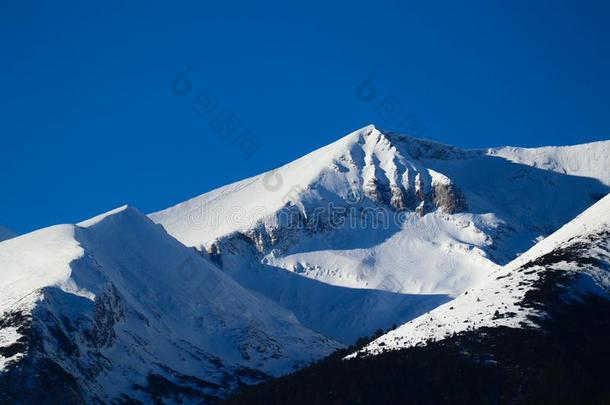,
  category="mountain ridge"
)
[0,205,339,403]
